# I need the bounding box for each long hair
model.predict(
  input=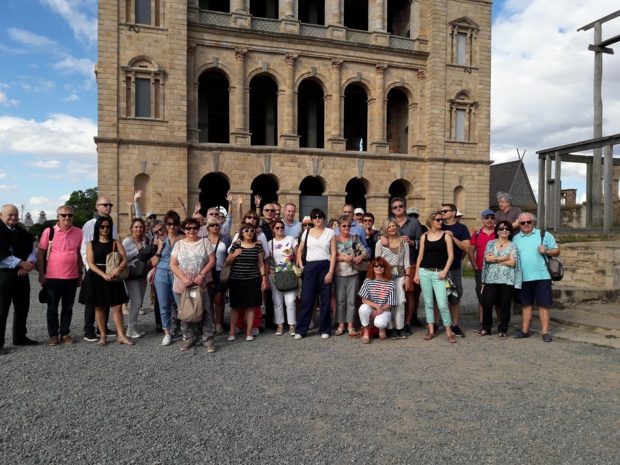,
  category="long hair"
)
[93,216,113,246]
[366,256,392,281]
[238,222,258,242]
